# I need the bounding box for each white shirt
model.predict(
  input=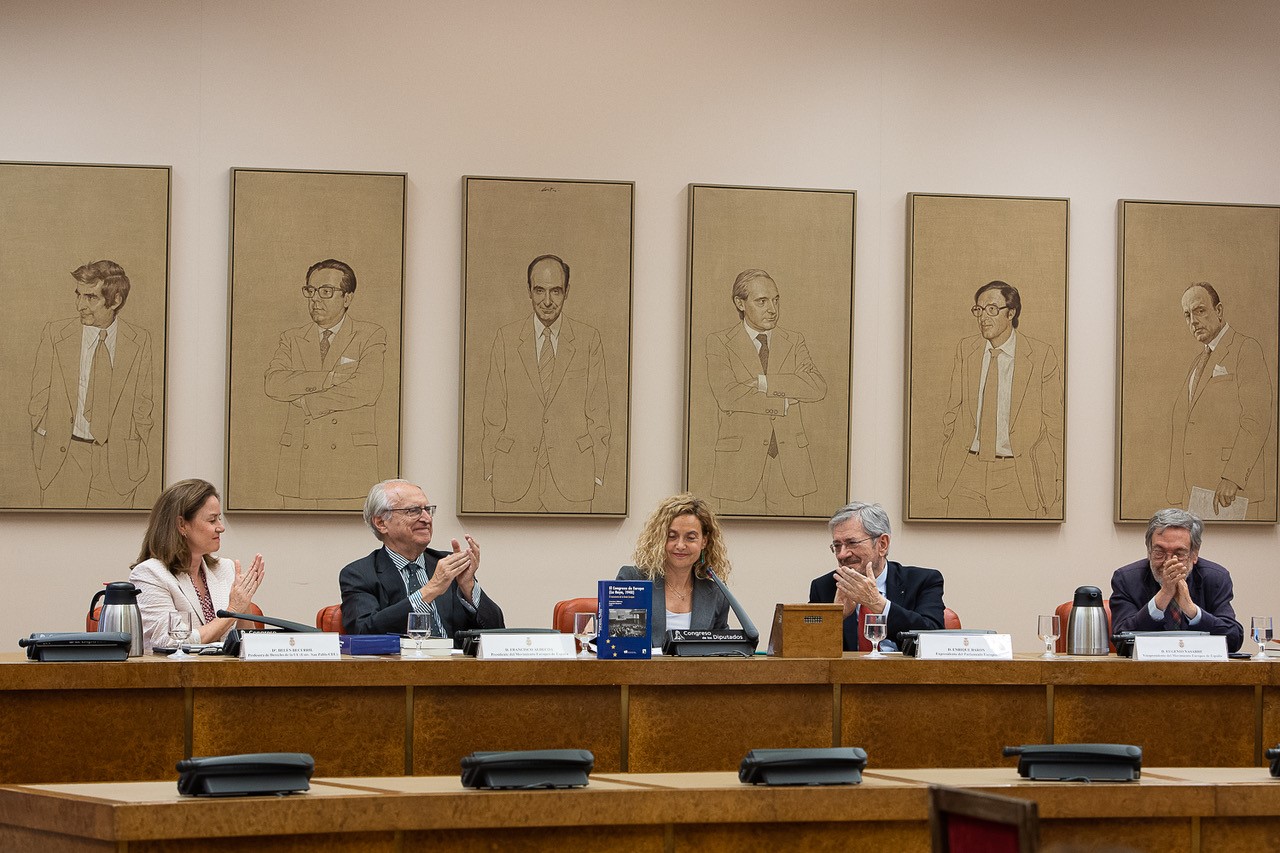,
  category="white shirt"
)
[319,313,347,341]
[665,610,693,632]
[535,316,562,361]
[74,318,119,440]
[1188,322,1229,399]
[969,328,1017,457]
